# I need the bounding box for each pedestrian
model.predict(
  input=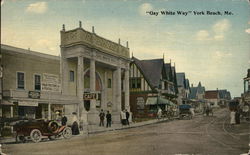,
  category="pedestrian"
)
[157,108,162,119]
[230,109,236,126]
[61,115,68,126]
[125,109,130,125]
[99,109,105,127]
[235,107,241,124]
[71,112,80,135]
[106,111,112,128]
[120,110,126,126]
[190,107,195,118]
[55,111,62,125]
